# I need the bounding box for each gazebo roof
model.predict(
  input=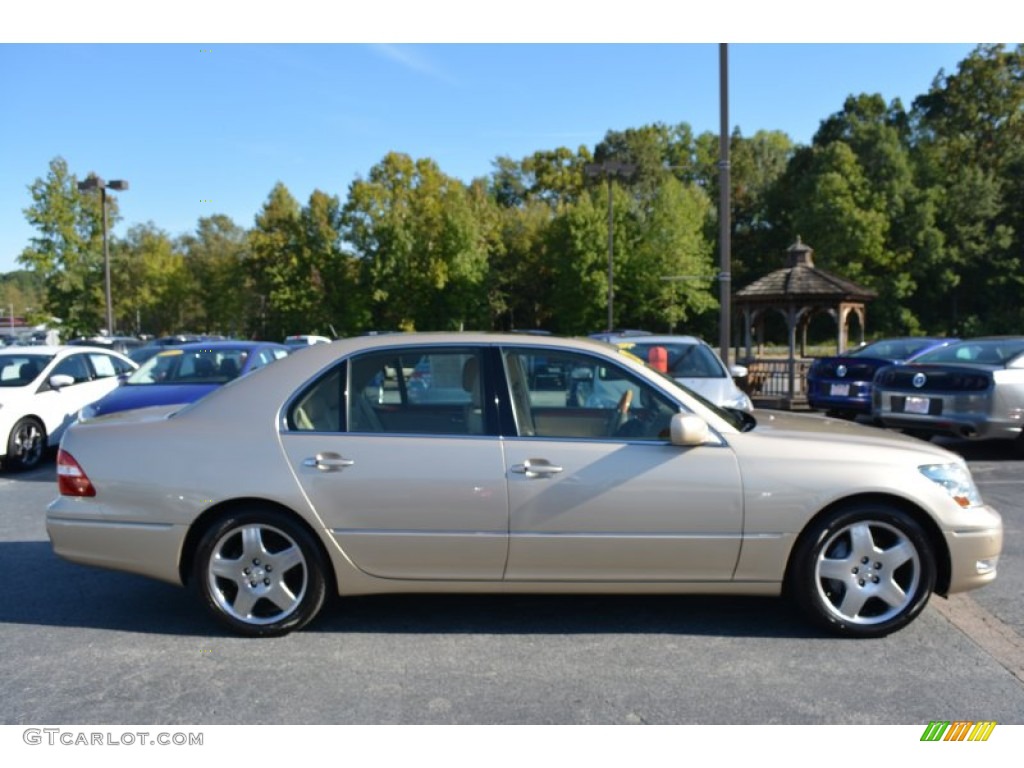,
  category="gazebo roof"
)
[735,237,876,305]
